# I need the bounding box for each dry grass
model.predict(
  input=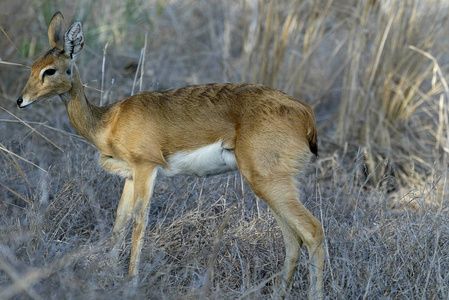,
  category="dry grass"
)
[1,0,448,299]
